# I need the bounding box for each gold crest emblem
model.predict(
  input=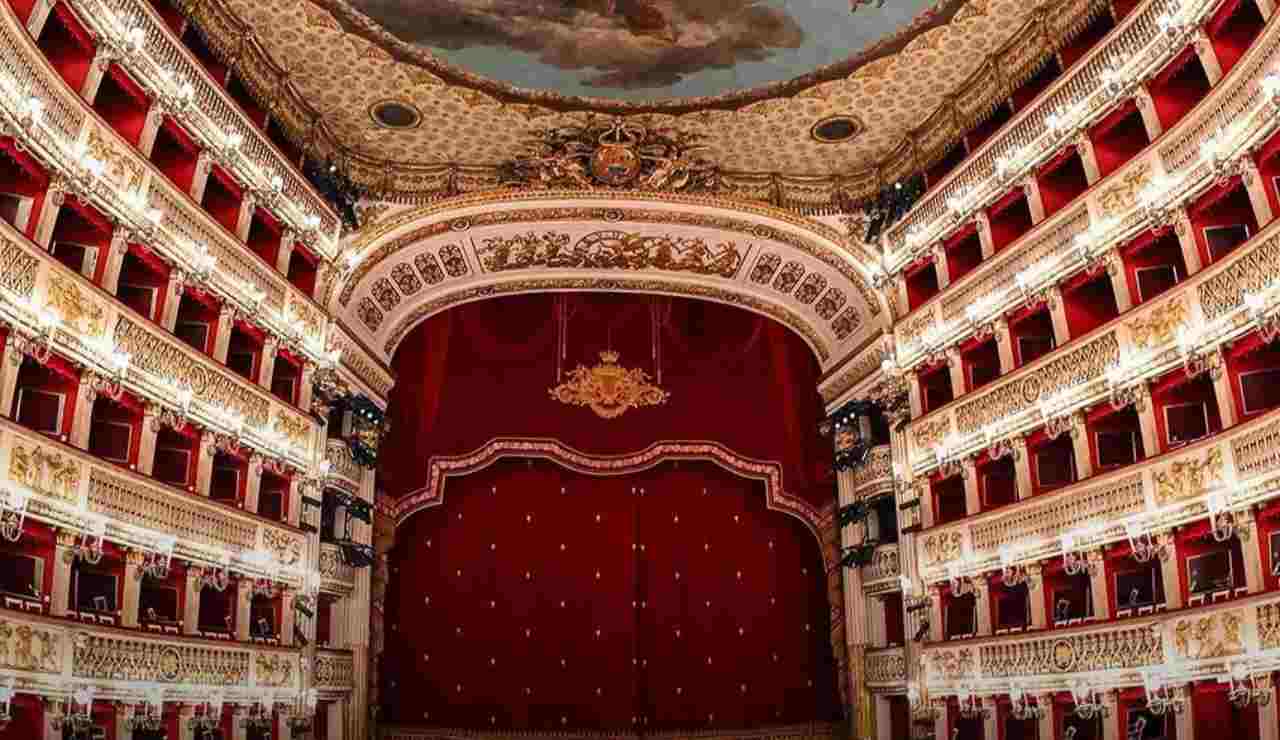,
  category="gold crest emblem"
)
[549,351,670,419]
